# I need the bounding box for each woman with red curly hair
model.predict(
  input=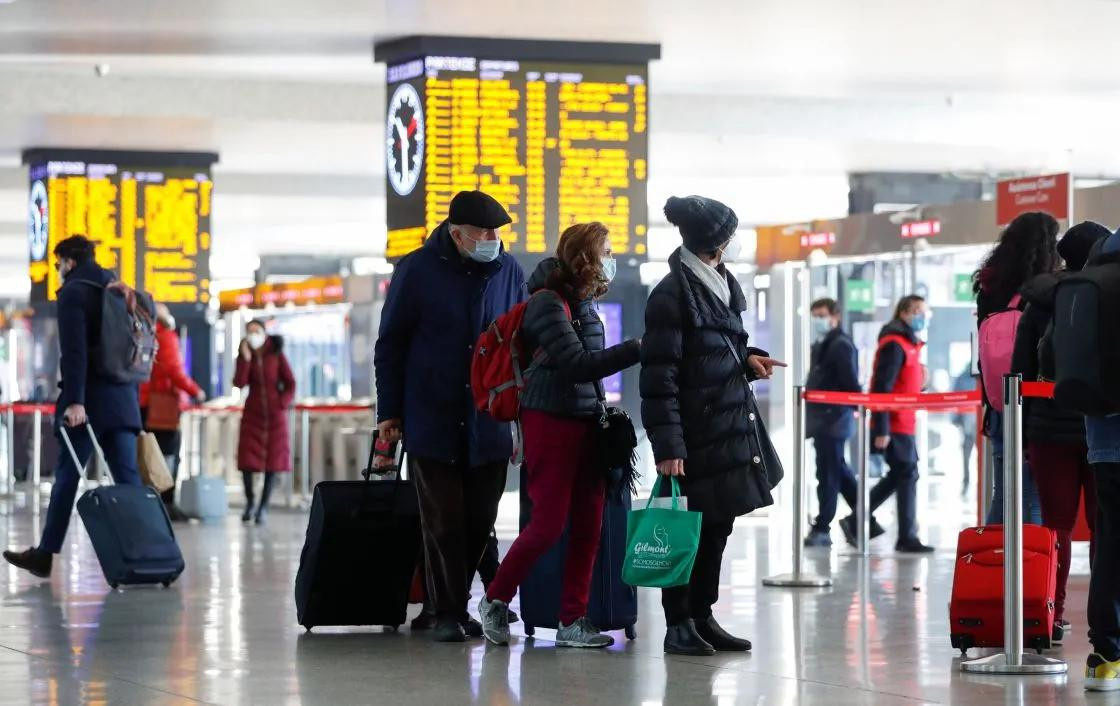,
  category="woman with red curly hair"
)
[479,222,641,649]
